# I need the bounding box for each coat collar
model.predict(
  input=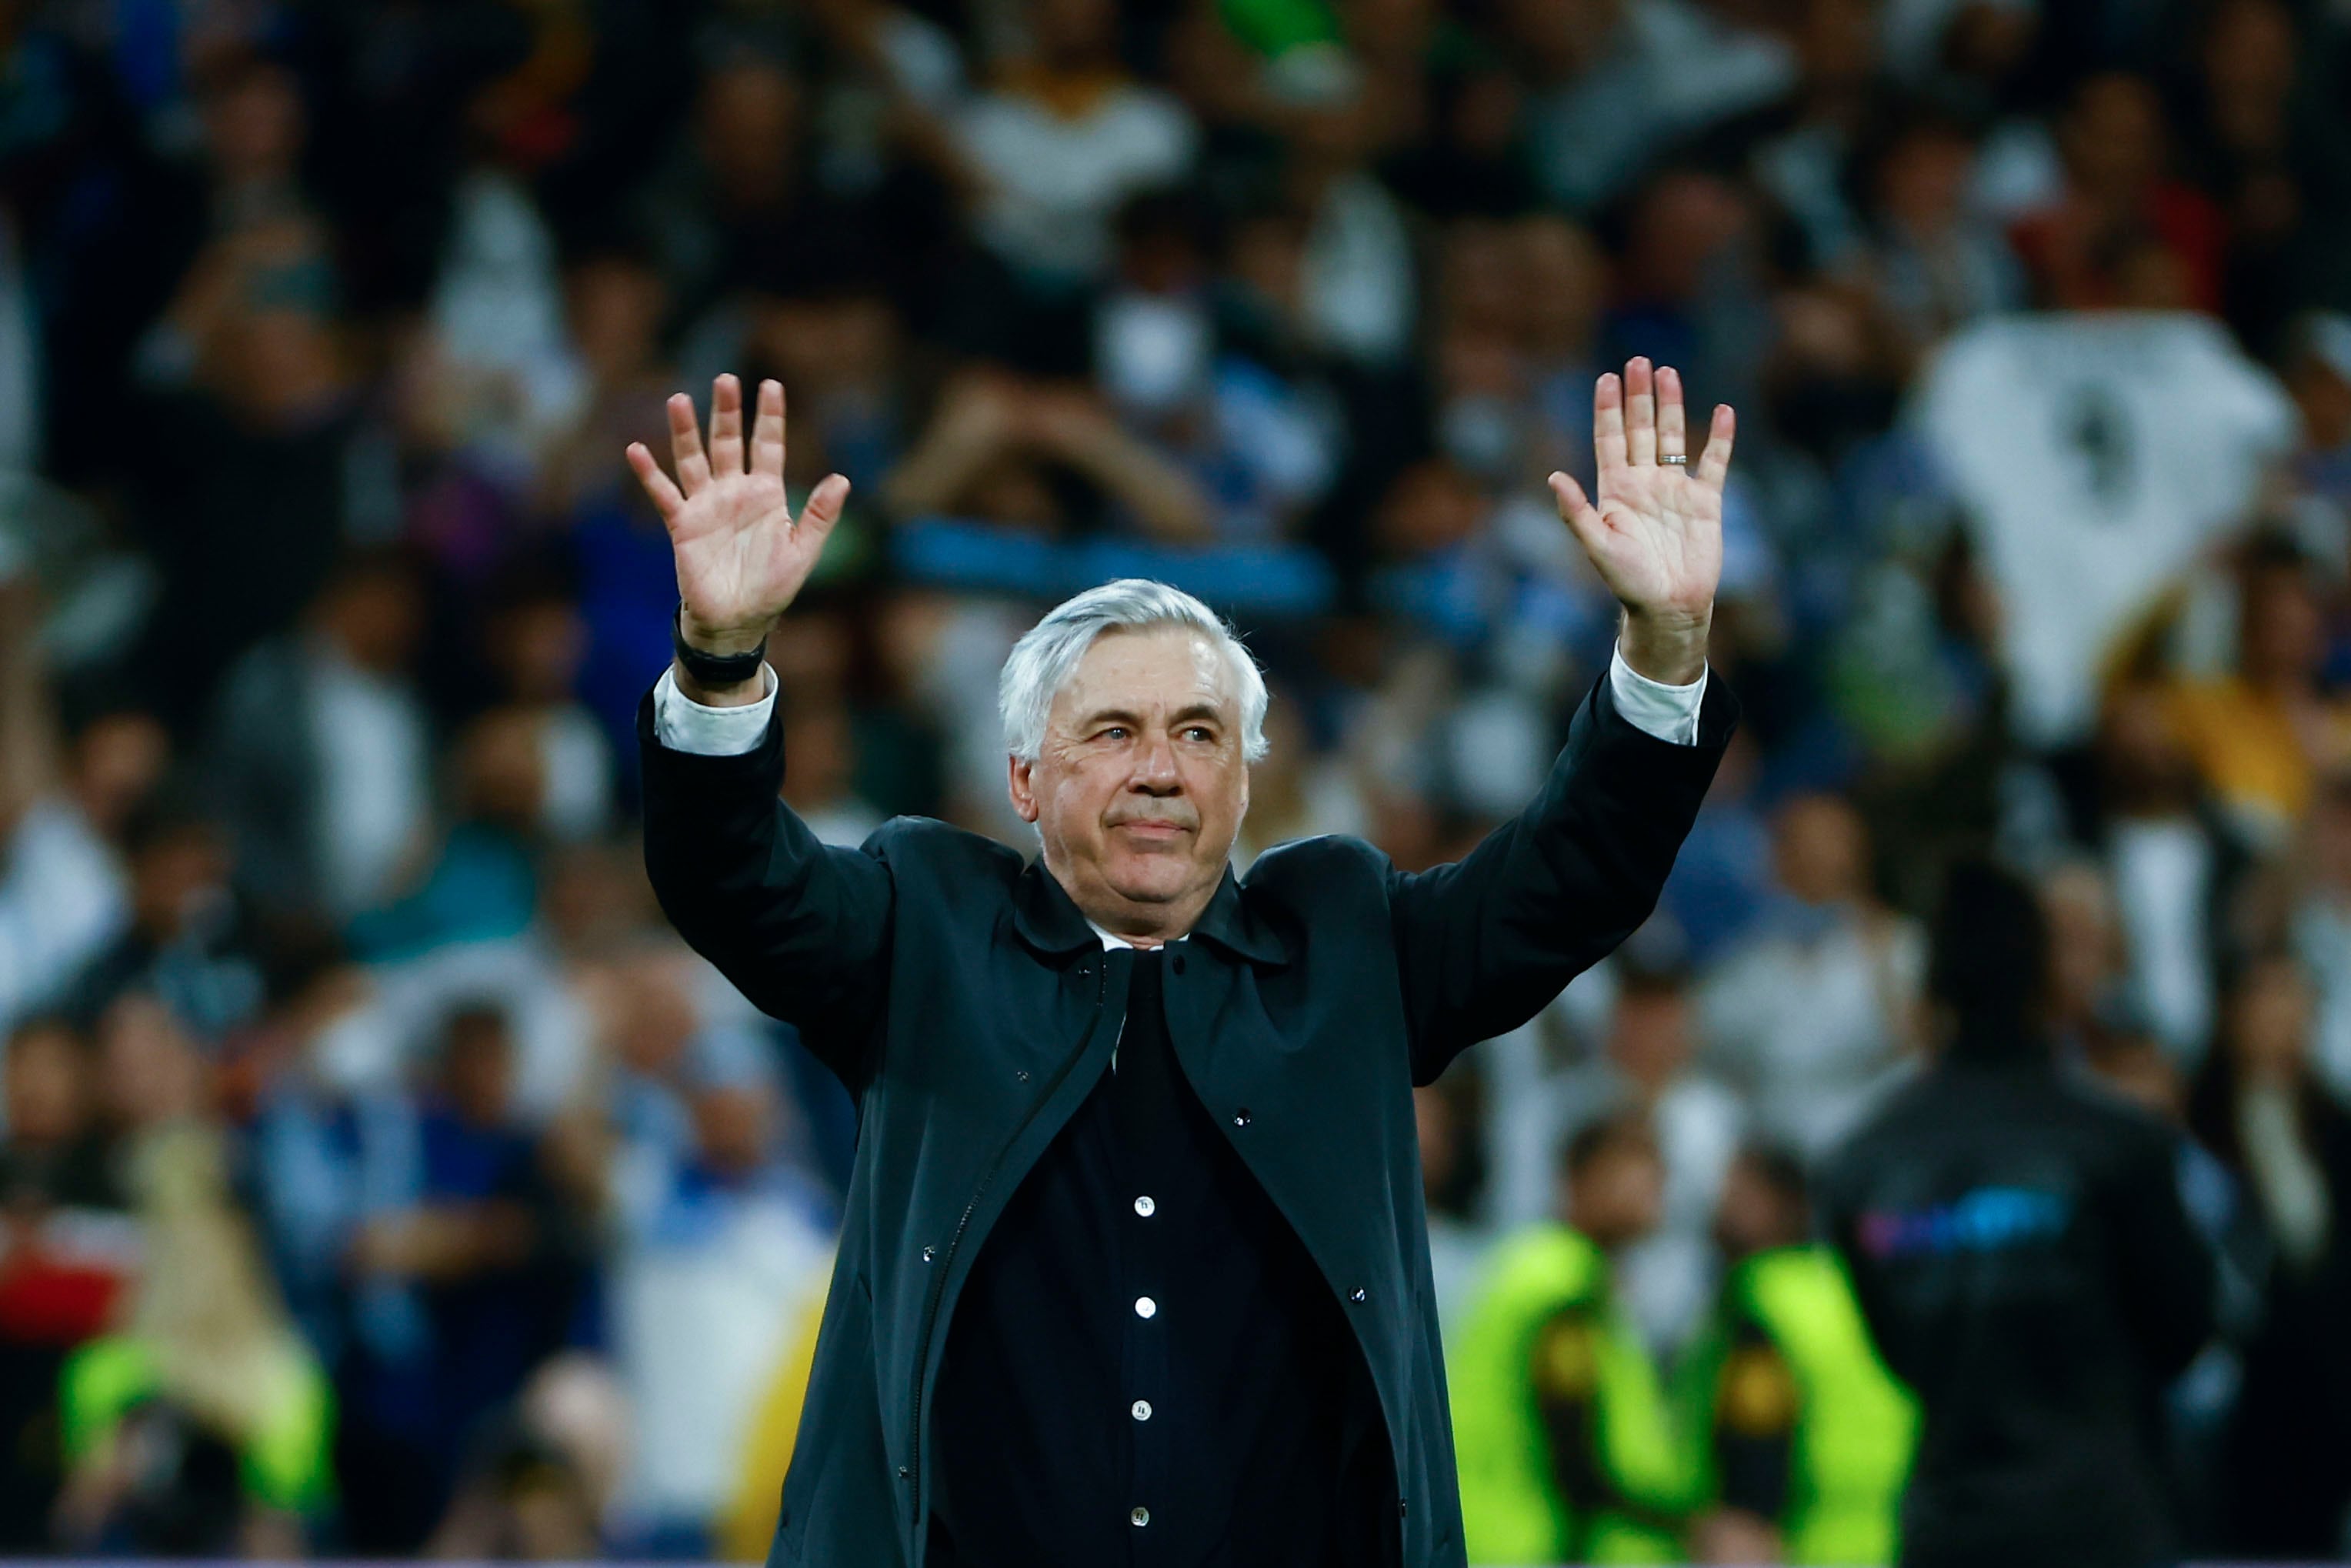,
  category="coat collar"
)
[1011,858,1289,967]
